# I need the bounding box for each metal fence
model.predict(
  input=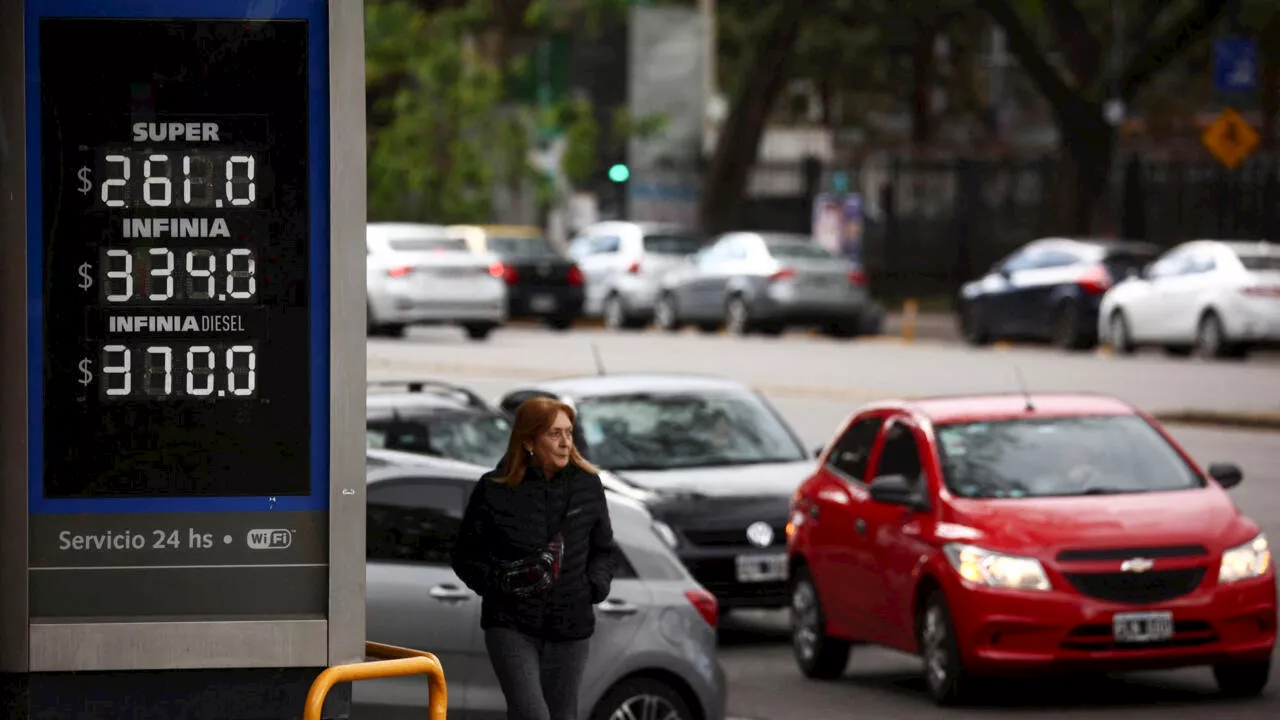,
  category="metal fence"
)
[738,153,1280,302]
